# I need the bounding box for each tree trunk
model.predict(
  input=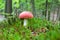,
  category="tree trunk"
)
[50,11,54,21]
[57,4,60,21]
[59,9,60,21]
[58,7,60,21]
[30,0,36,17]
[57,7,59,21]
[5,0,12,13]
[25,0,28,10]
[5,0,13,25]
[45,0,48,20]
[53,8,58,21]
